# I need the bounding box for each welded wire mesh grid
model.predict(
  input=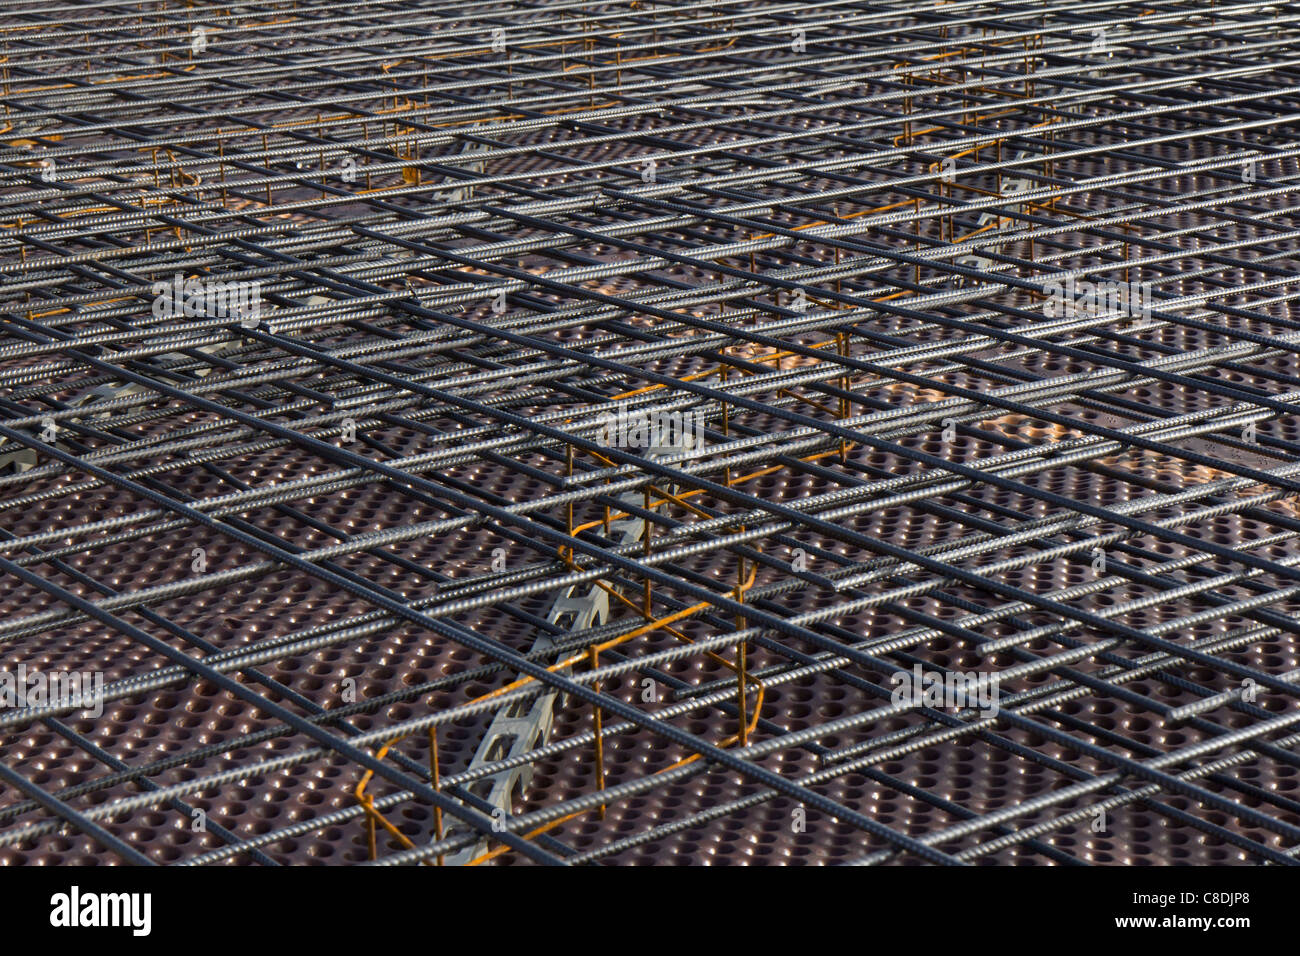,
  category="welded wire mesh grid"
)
[1,0,1299,866]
